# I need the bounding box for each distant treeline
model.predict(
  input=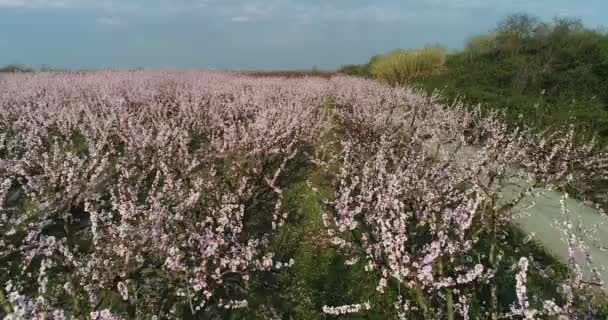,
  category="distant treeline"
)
[338,13,608,144]
[0,64,35,73]
[0,64,63,72]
